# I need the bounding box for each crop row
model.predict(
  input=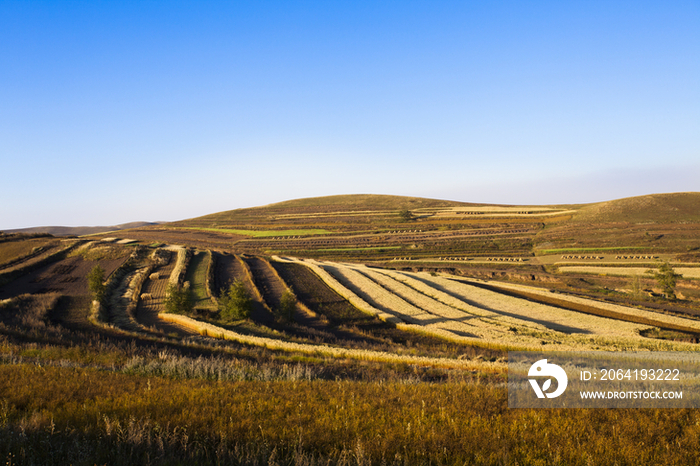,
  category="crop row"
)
[160,312,500,371]
[276,258,700,352]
